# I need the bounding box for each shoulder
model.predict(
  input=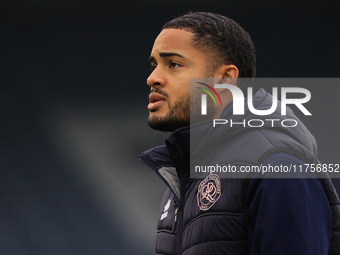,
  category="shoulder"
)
[247,153,332,254]
[247,152,327,204]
